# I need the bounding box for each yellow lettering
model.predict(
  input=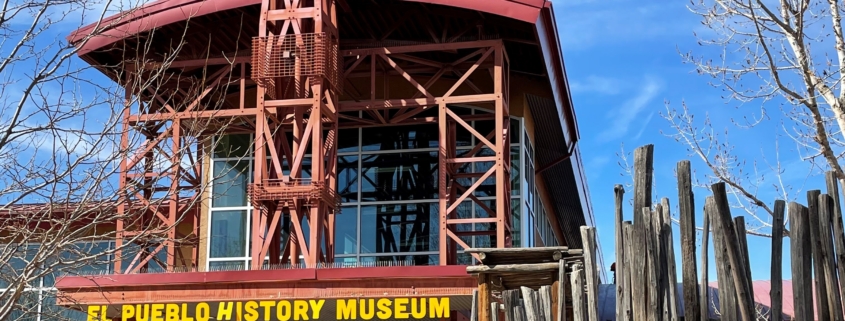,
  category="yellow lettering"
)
[410,298,426,319]
[136,305,150,321]
[309,300,324,319]
[245,301,259,321]
[87,305,99,321]
[429,298,449,318]
[376,299,392,319]
[359,299,375,320]
[217,302,234,321]
[336,300,356,320]
[394,298,409,319]
[260,301,275,321]
[293,300,309,321]
[196,303,210,321]
[122,305,135,321]
[165,304,178,321]
[181,304,194,321]
[102,305,112,321]
[237,302,243,321]
[151,304,165,321]
[277,301,292,321]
